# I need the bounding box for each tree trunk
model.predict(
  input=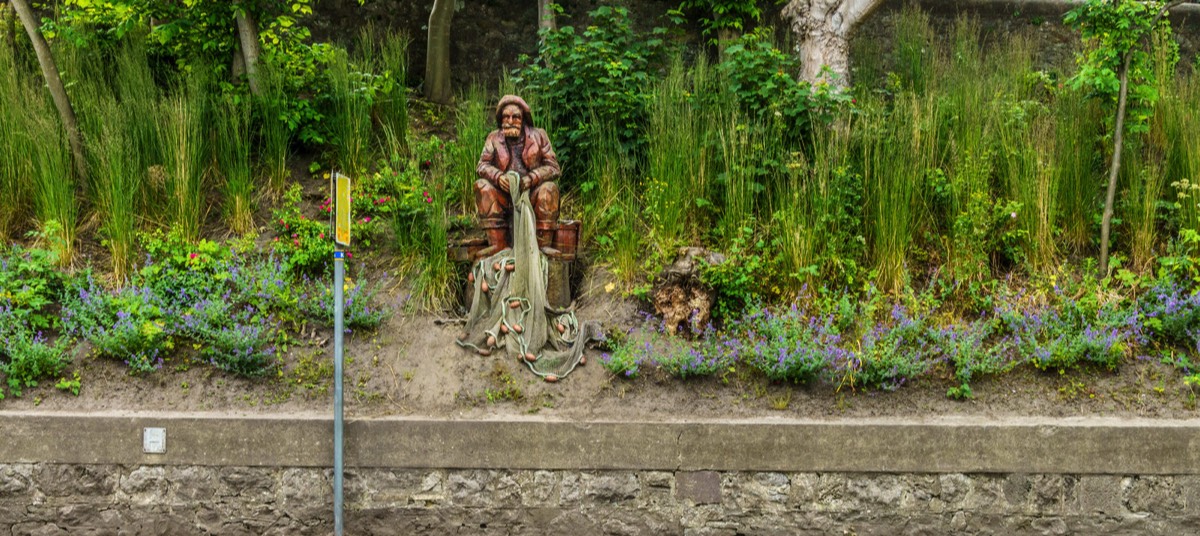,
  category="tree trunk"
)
[425,0,454,104]
[716,27,739,61]
[782,0,882,84]
[235,4,262,96]
[537,0,556,34]
[10,0,87,183]
[231,39,246,81]
[1098,0,1184,275]
[1099,52,1132,276]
